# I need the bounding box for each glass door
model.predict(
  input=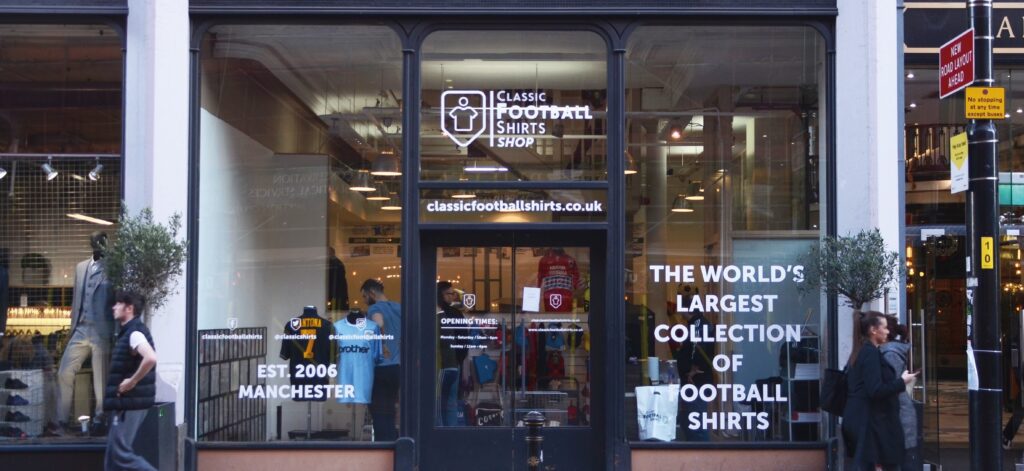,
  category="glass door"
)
[419,230,604,471]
